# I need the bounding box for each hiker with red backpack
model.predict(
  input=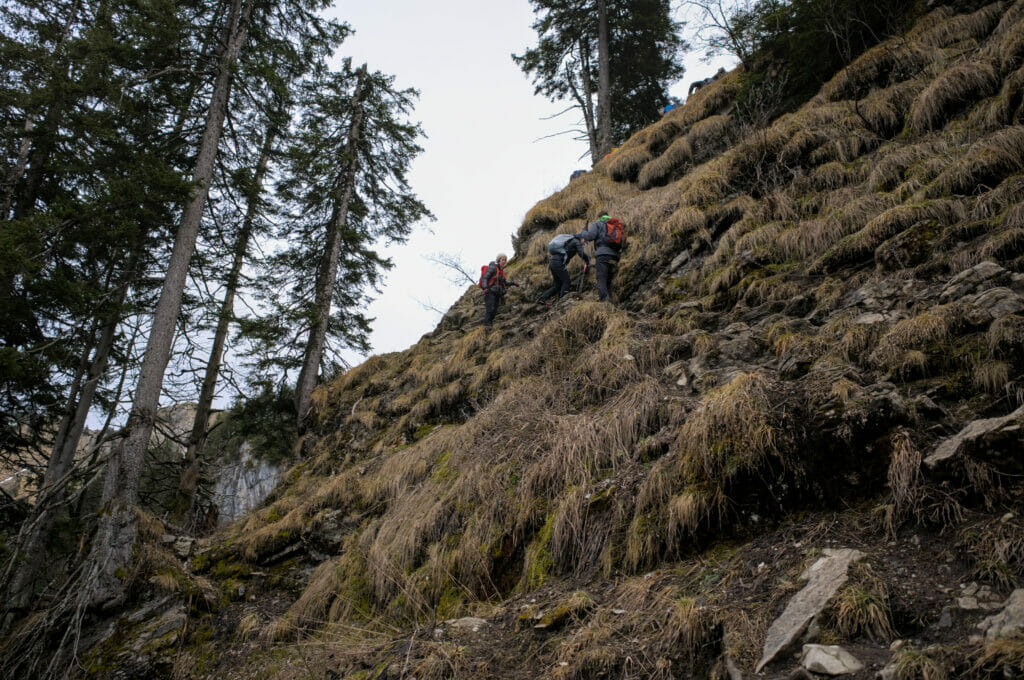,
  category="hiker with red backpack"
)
[537,233,590,305]
[478,253,518,327]
[580,211,626,302]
